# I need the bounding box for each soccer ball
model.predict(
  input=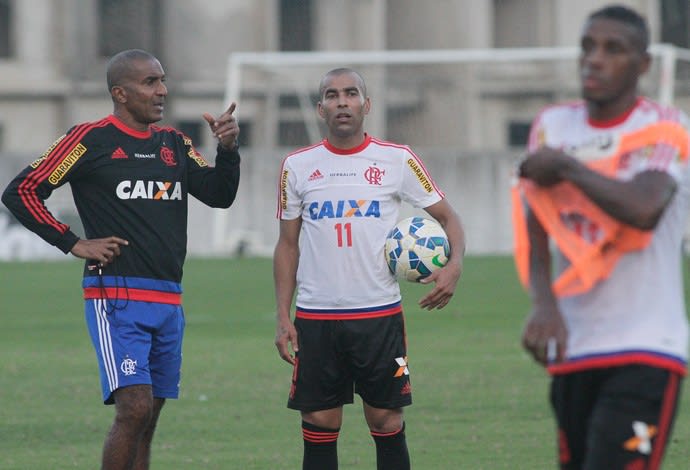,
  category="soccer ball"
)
[384,216,450,282]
